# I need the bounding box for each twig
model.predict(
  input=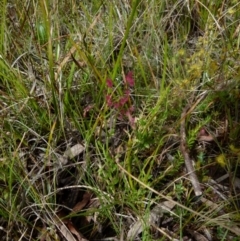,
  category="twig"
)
[180,92,208,197]
[180,106,202,196]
